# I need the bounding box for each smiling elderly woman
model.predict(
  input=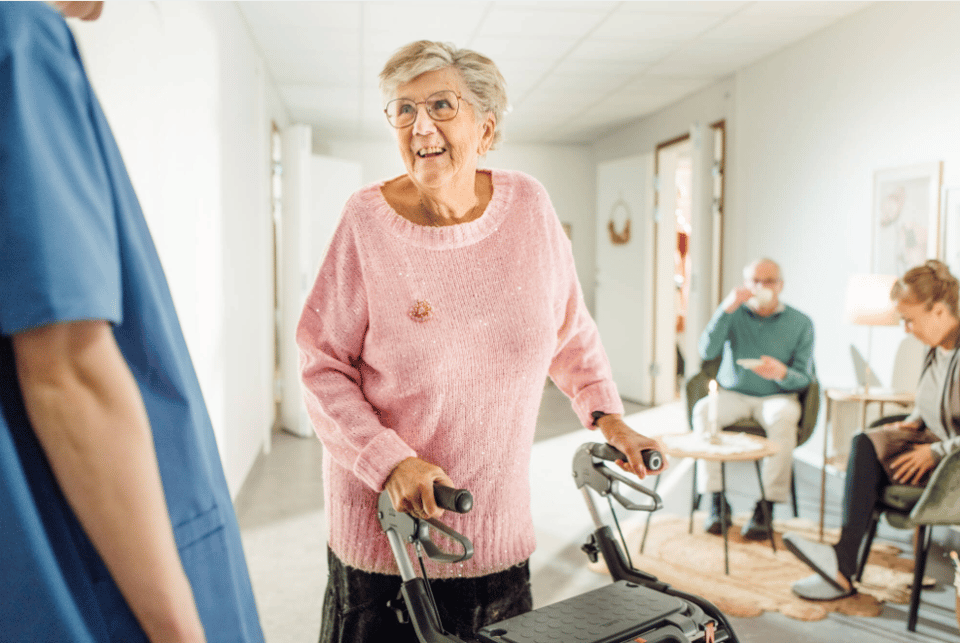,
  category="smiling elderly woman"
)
[297,40,665,643]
